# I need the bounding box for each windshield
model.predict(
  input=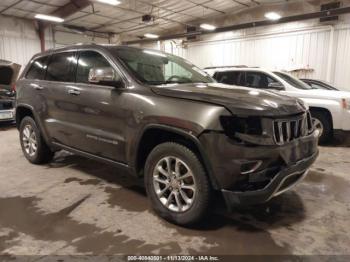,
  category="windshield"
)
[111,48,214,85]
[274,72,312,90]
